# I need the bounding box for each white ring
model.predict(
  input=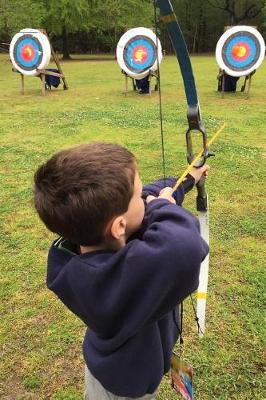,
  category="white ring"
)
[116,27,162,79]
[10,28,51,76]
[215,26,265,77]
